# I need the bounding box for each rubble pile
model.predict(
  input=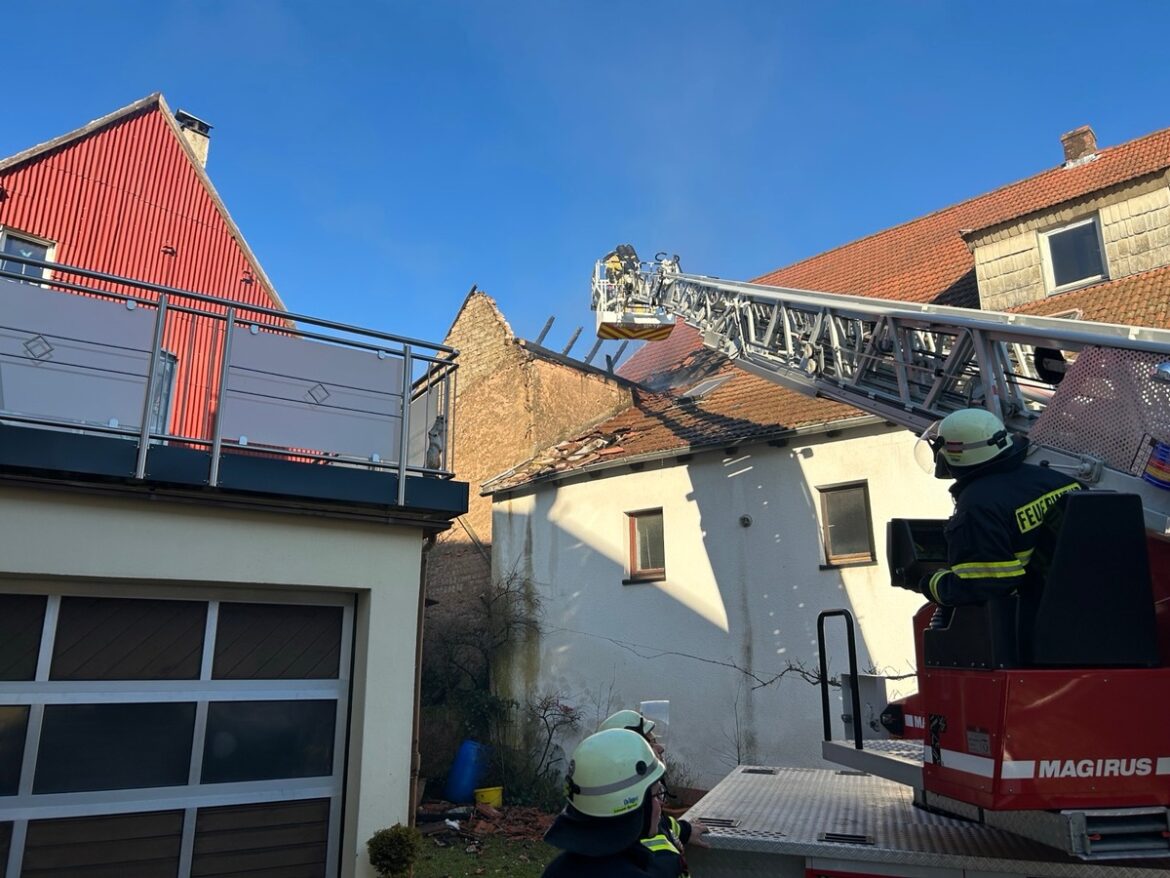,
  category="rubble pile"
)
[417,801,555,844]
